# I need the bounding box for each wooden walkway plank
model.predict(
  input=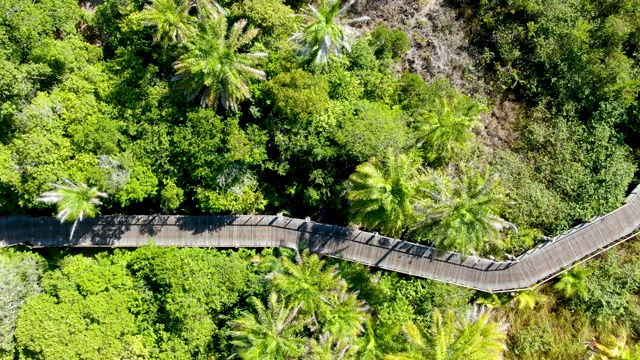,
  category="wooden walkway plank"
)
[2,186,640,293]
